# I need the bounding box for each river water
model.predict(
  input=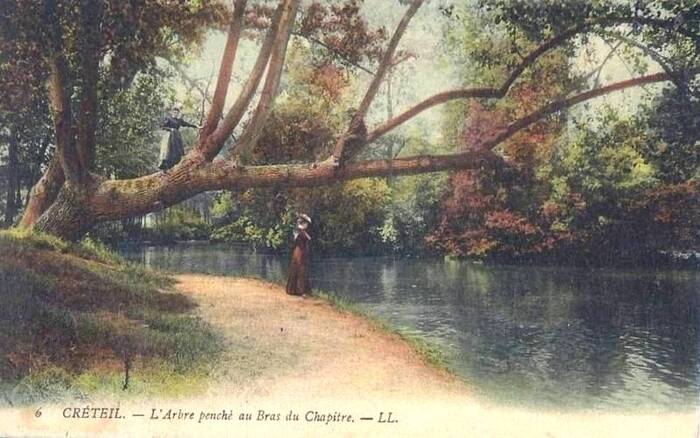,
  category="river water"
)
[119,242,699,411]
